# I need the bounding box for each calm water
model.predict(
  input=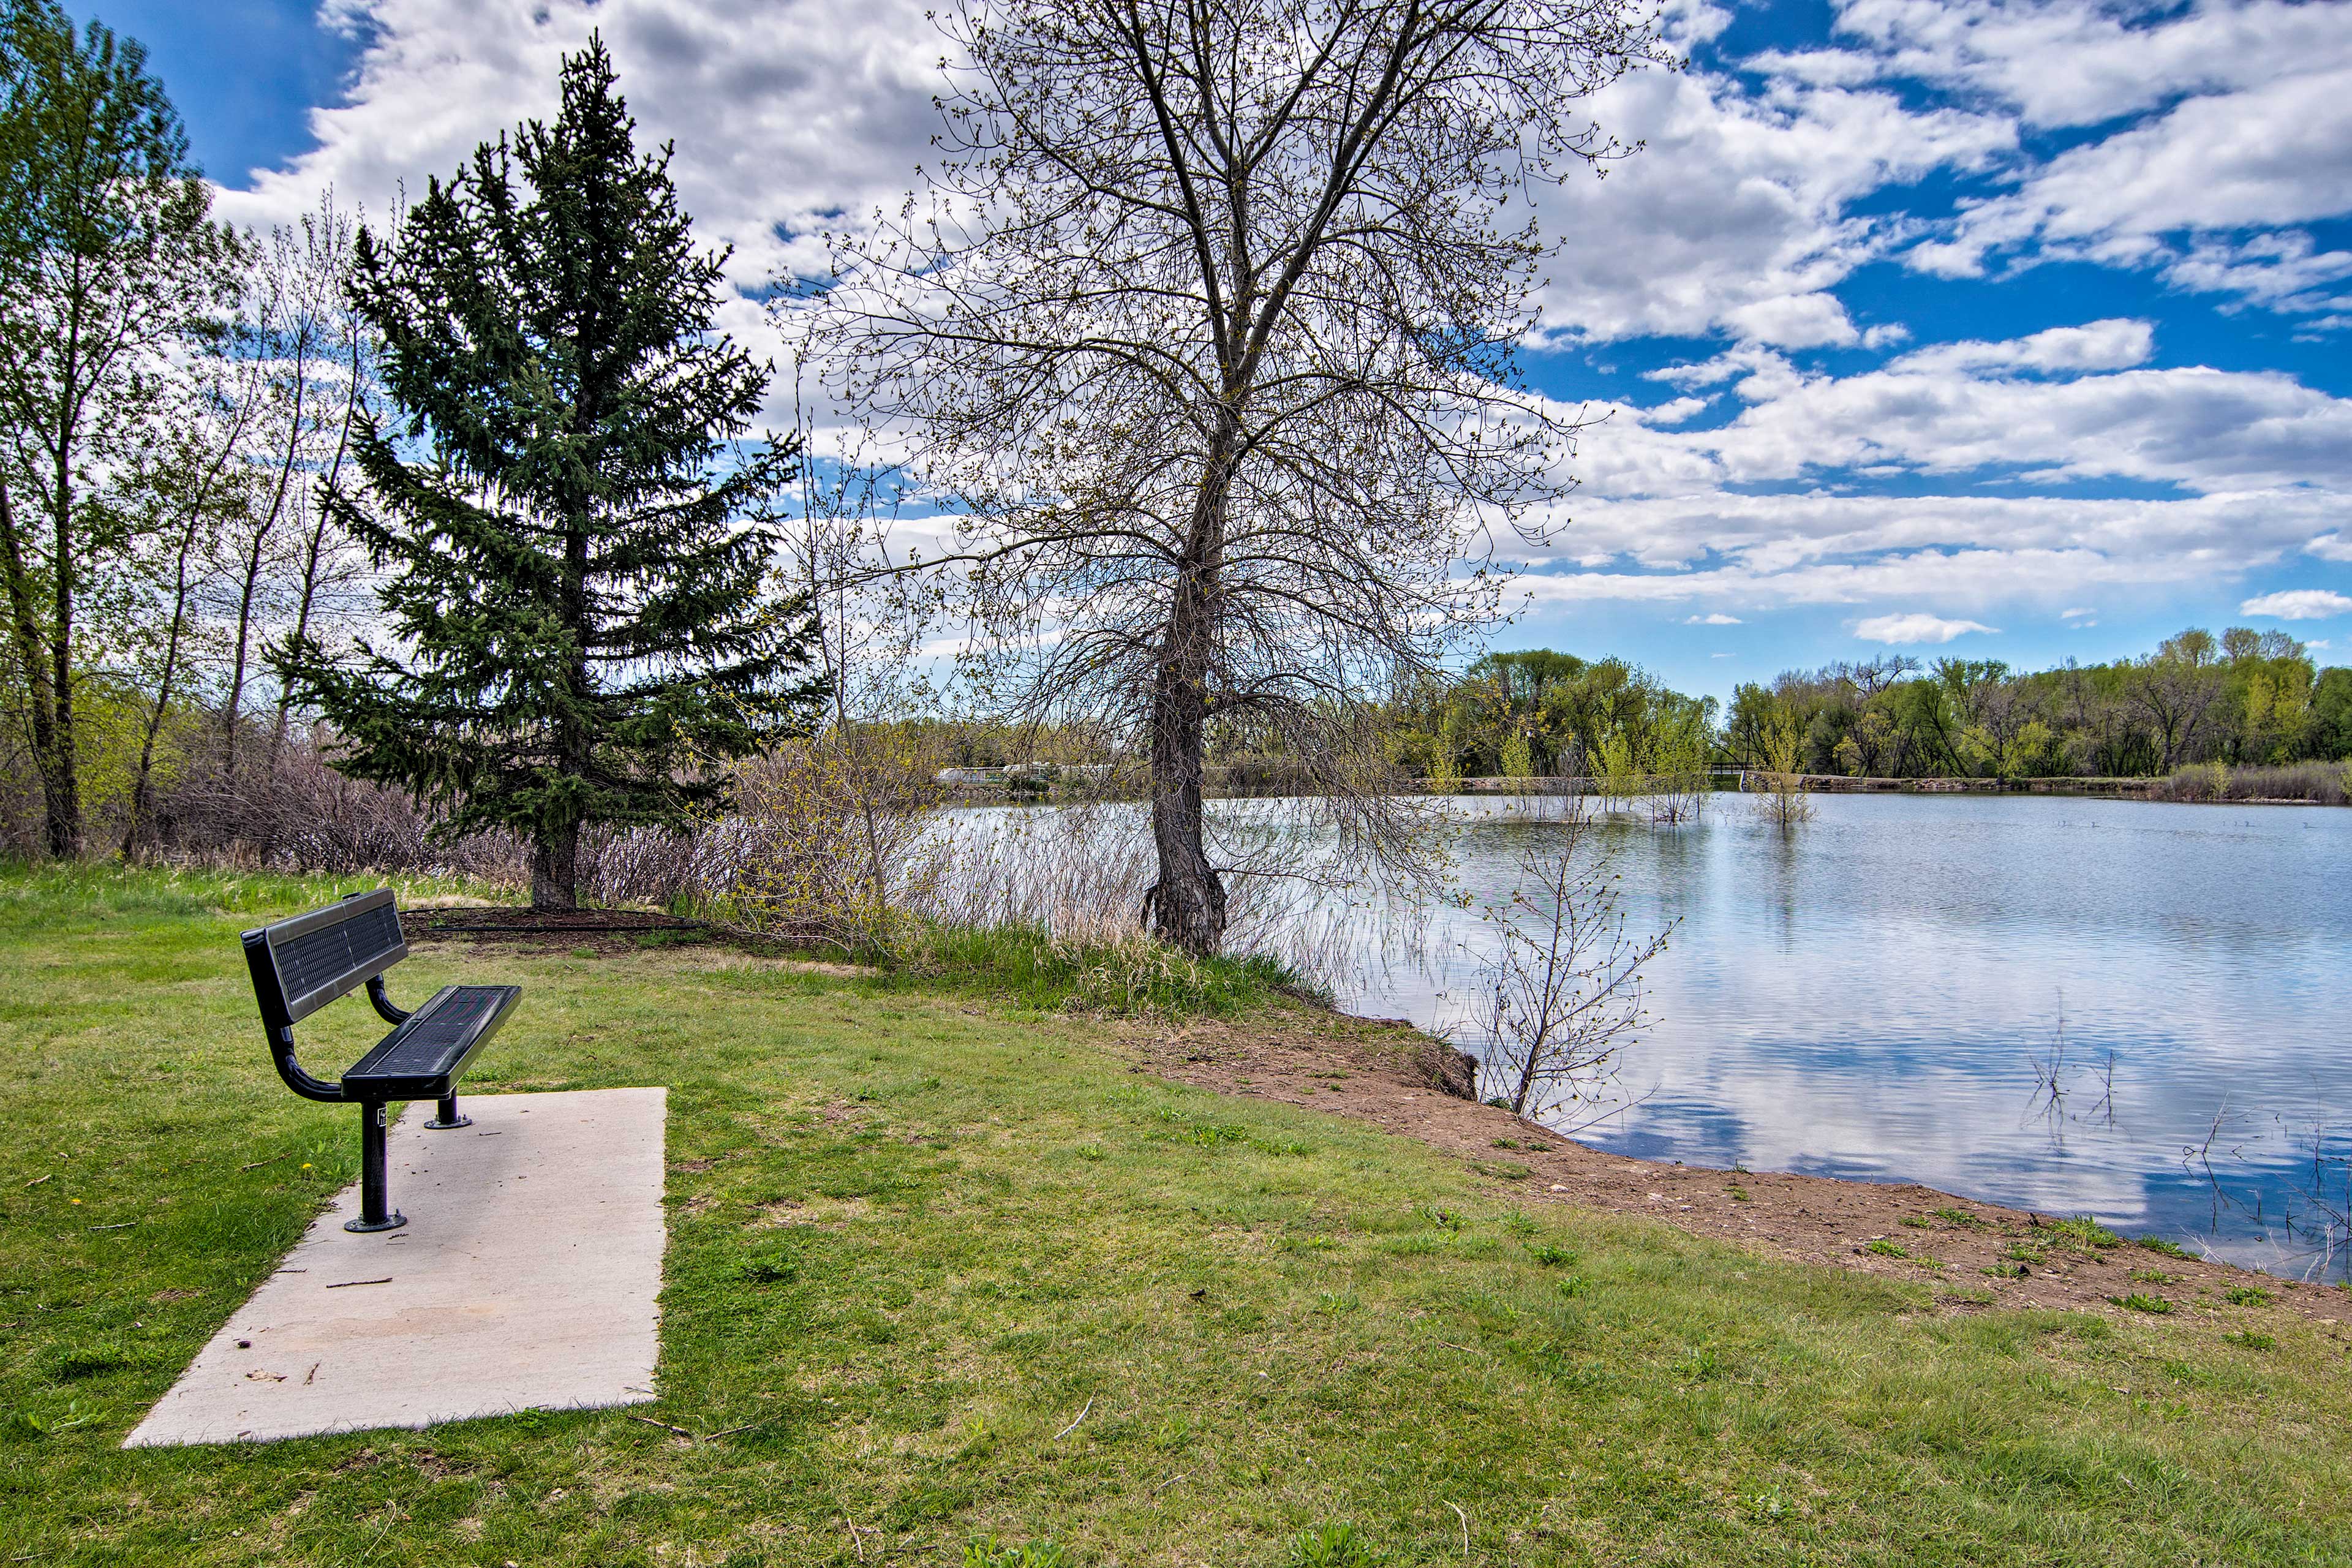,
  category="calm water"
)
[1322,793,2352,1277]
